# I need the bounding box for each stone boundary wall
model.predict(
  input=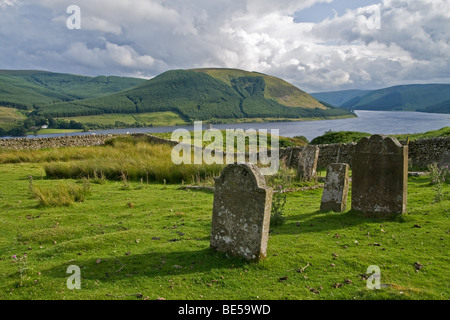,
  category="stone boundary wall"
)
[313,143,355,169]
[314,137,450,169]
[407,137,449,169]
[0,134,122,150]
[1,134,448,169]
